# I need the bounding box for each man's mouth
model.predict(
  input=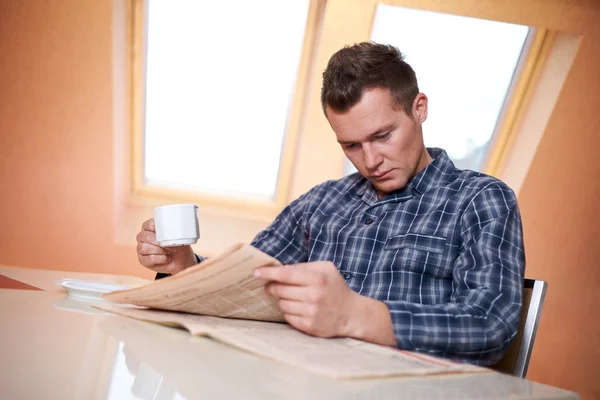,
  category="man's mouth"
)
[370,170,391,180]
